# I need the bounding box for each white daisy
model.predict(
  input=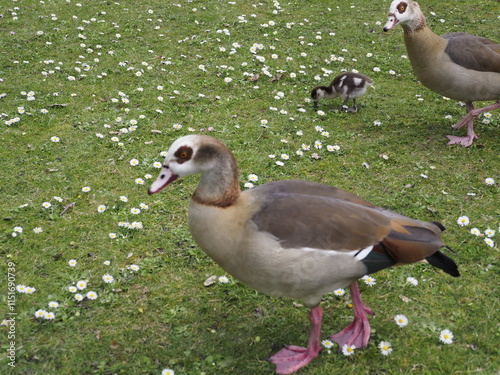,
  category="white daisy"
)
[86,291,98,300]
[378,341,393,355]
[484,238,495,248]
[321,339,334,349]
[248,174,259,182]
[76,280,87,290]
[485,229,495,238]
[35,309,47,318]
[218,276,229,284]
[394,314,408,327]
[470,228,481,236]
[341,344,356,356]
[439,329,453,344]
[102,274,114,283]
[333,288,345,296]
[362,275,376,286]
